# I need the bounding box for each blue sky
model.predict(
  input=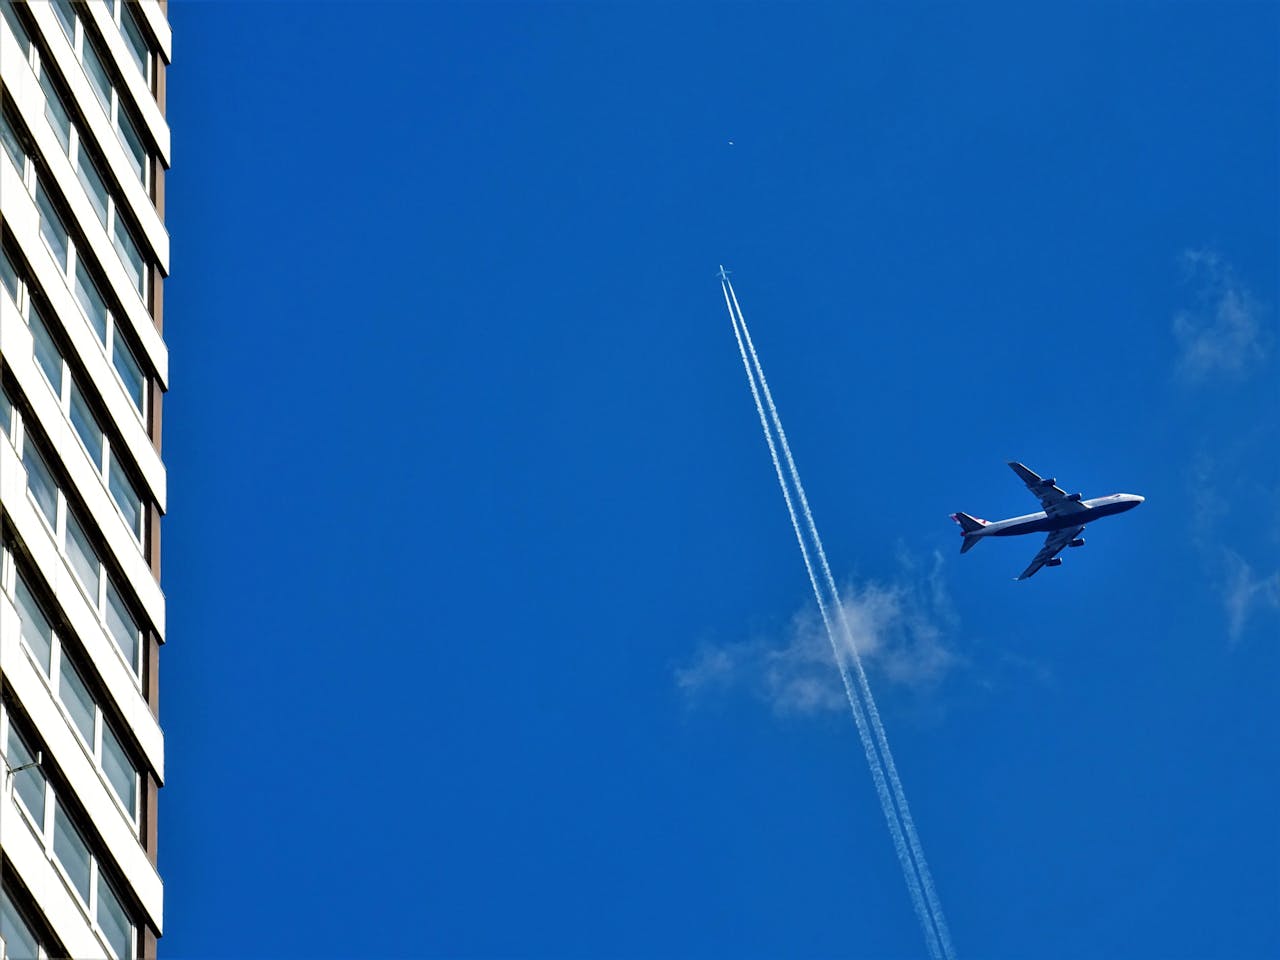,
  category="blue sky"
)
[161,3,1277,957]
